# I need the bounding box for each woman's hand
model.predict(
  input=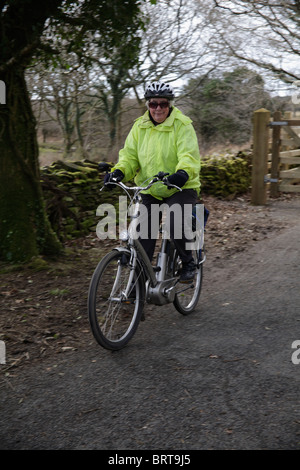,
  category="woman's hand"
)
[165,169,189,189]
[104,169,124,190]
